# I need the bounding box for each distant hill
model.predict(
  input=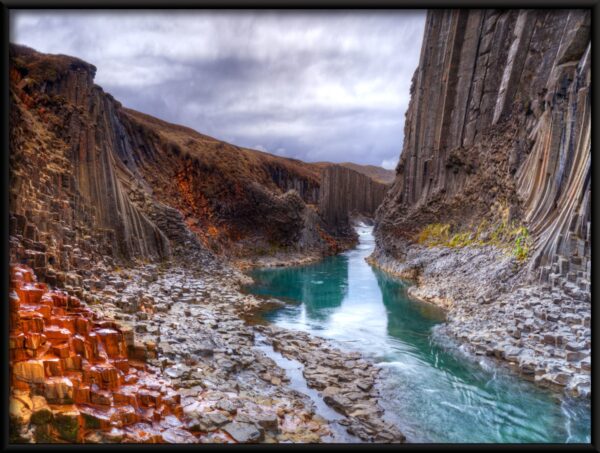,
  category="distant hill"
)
[338,162,395,184]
